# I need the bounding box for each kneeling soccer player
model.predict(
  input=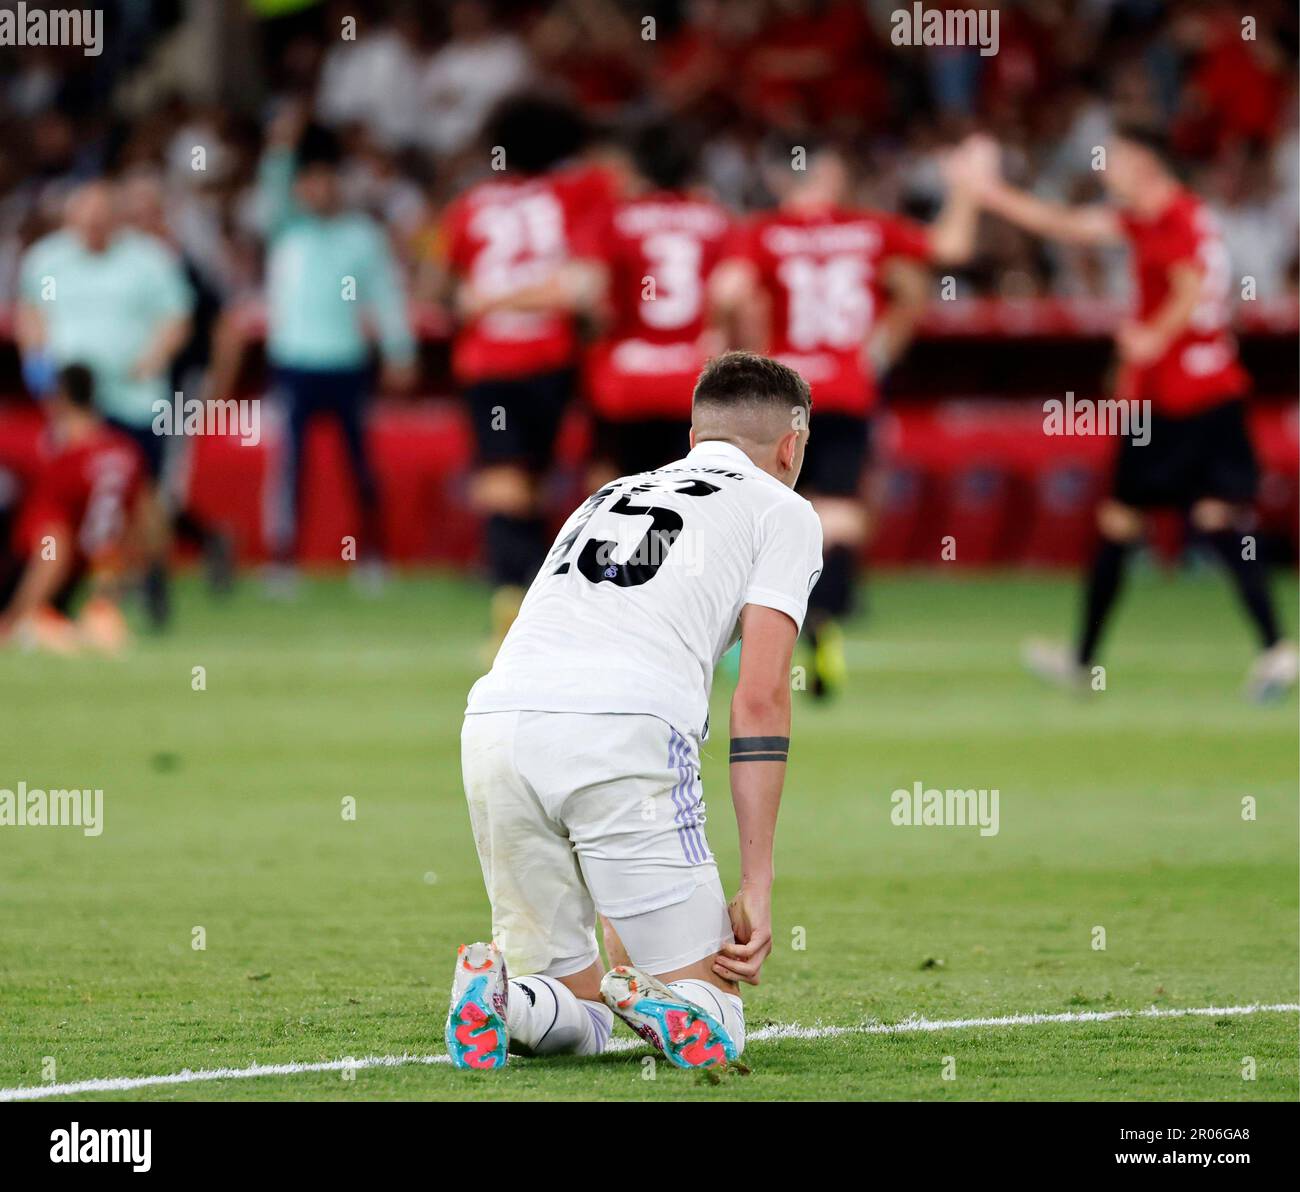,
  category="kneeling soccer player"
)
[448,351,823,1069]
